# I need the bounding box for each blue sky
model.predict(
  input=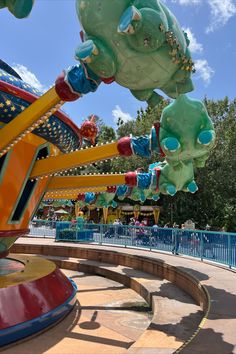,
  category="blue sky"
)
[1,0,236,128]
